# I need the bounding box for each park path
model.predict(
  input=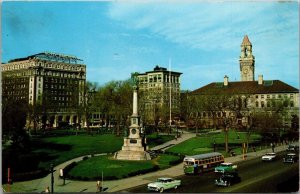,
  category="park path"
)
[4,131,194,193]
[3,131,291,193]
